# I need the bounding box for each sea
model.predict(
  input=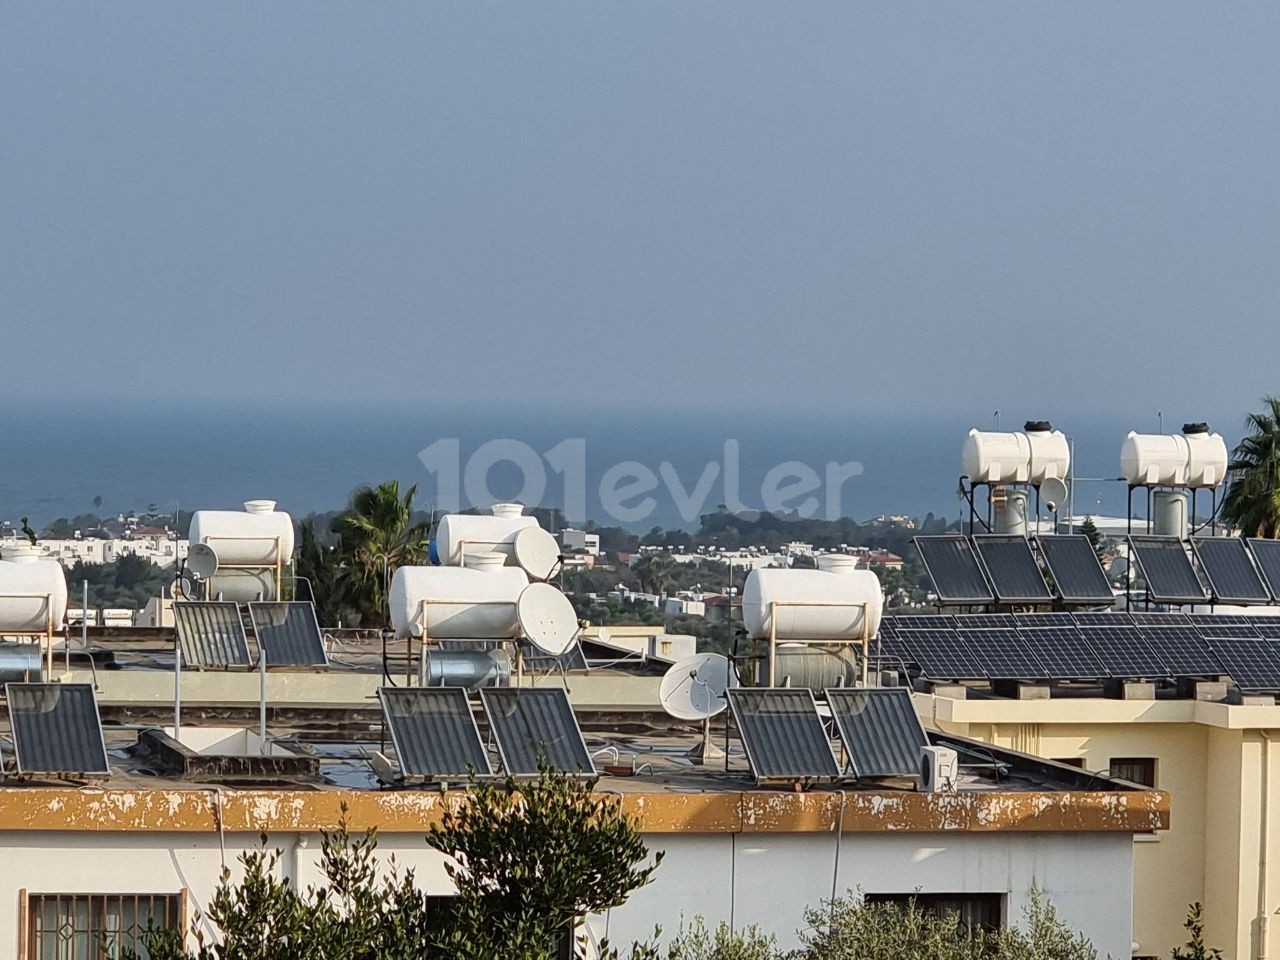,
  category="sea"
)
[0,398,1206,531]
